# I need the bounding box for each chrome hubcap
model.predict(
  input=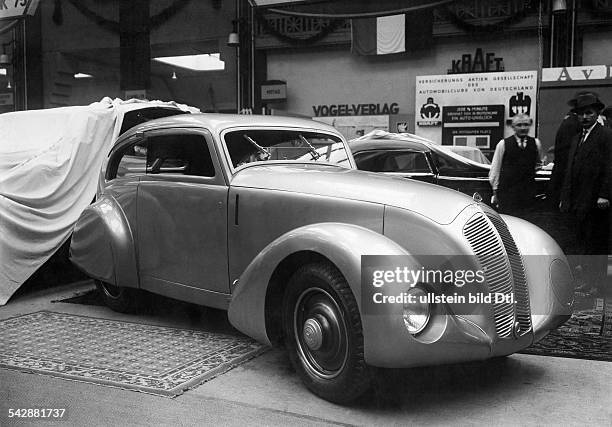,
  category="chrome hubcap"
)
[303,318,323,351]
[294,287,348,379]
